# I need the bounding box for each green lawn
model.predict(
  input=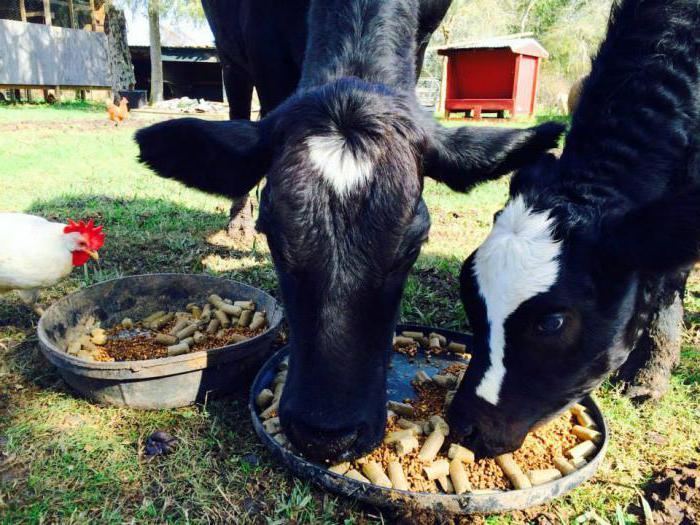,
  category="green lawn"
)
[0,105,698,524]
